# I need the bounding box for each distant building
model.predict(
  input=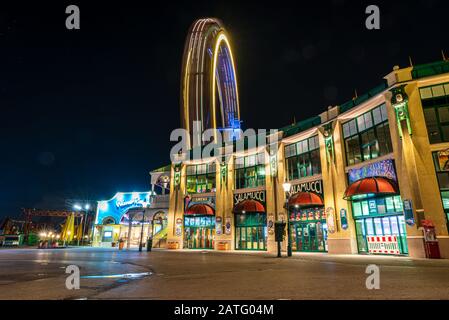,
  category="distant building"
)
[92,166,170,248]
